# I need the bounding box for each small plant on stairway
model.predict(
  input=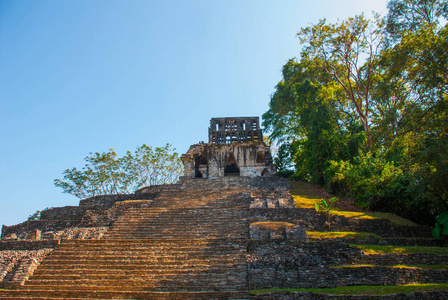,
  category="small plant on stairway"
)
[432,211,448,240]
[314,197,338,228]
[27,210,42,221]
